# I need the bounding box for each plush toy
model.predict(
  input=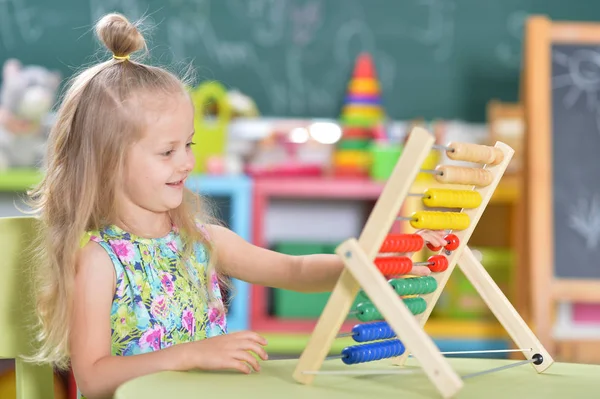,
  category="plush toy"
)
[227,89,259,118]
[0,58,61,170]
